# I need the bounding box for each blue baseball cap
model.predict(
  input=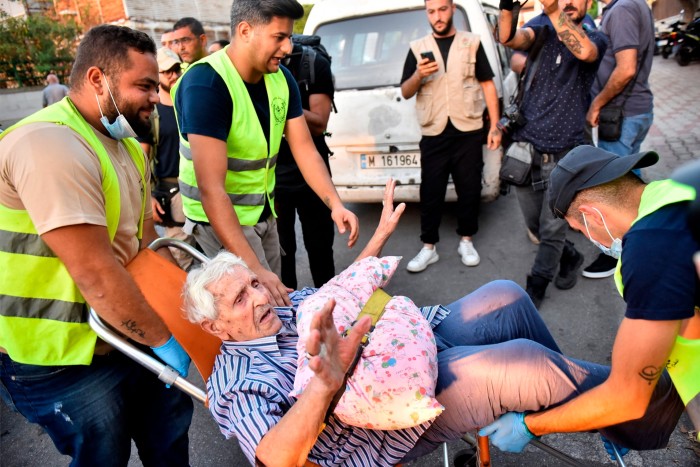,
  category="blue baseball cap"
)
[548,145,659,218]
